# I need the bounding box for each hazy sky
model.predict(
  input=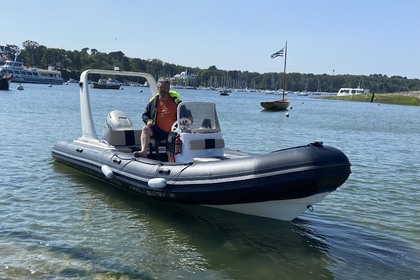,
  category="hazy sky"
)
[3,0,420,78]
